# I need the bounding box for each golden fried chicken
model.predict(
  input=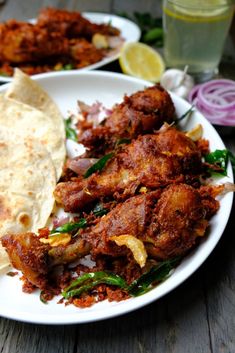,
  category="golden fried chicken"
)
[78,85,176,156]
[69,38,103,67]
[0,20,69,64]
[1,232,50,289]
[82,183,219,260]
[56,127,203,213]
[37,7,120,39]
[1,184,219,288]
[0,7,116,75]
